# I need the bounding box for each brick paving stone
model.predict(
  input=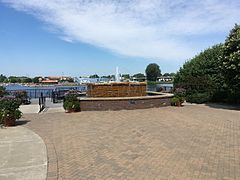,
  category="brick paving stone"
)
[22,103,240,180]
